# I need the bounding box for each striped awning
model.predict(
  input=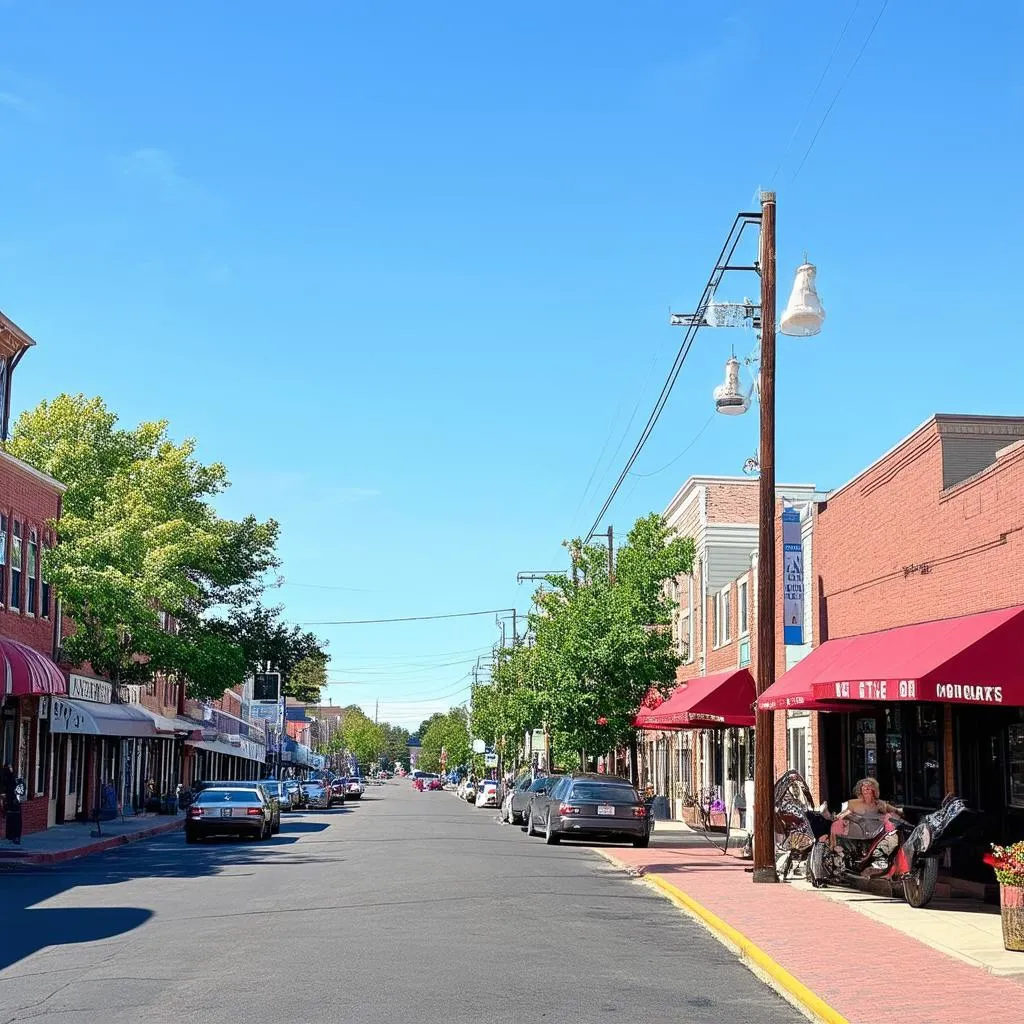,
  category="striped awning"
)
[1,637,67,697]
